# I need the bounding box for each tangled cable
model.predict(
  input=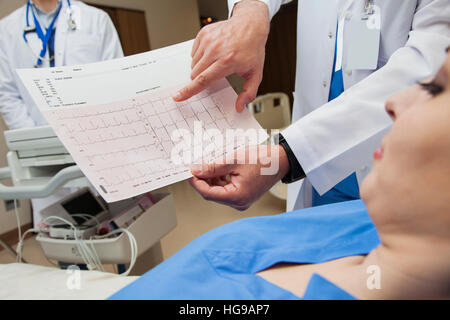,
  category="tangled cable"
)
[16,212,137,277]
